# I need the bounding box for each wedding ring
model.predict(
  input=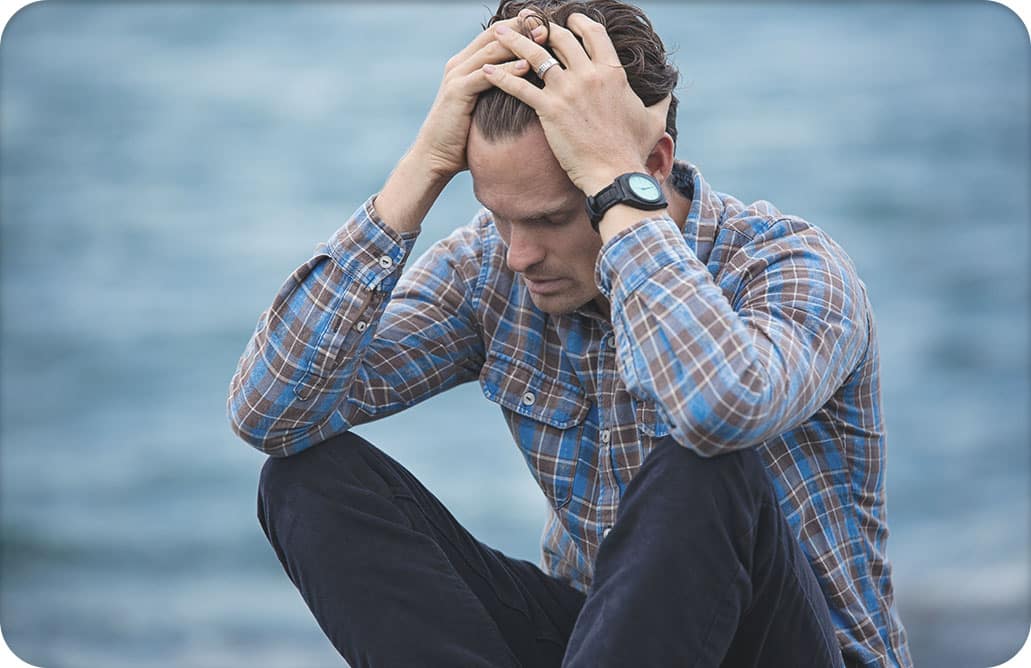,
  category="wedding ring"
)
[536,56,560,79]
